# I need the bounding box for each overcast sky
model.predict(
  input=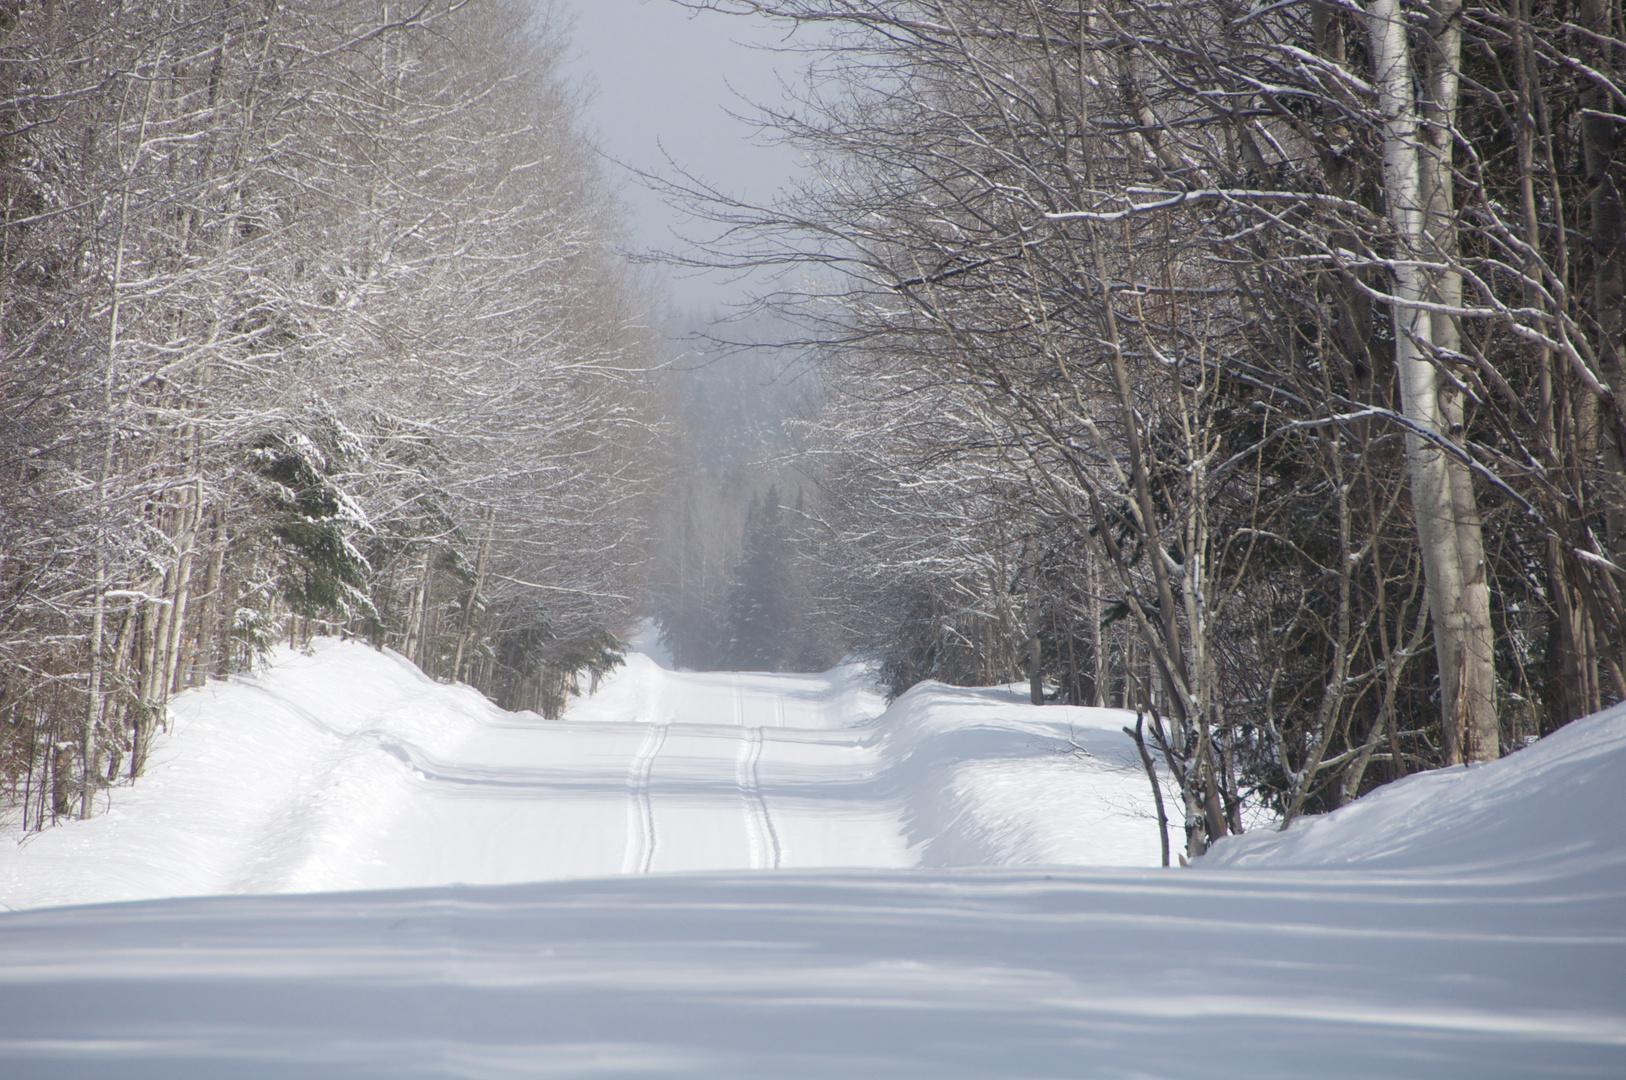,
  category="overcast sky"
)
[558,0,812,311]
